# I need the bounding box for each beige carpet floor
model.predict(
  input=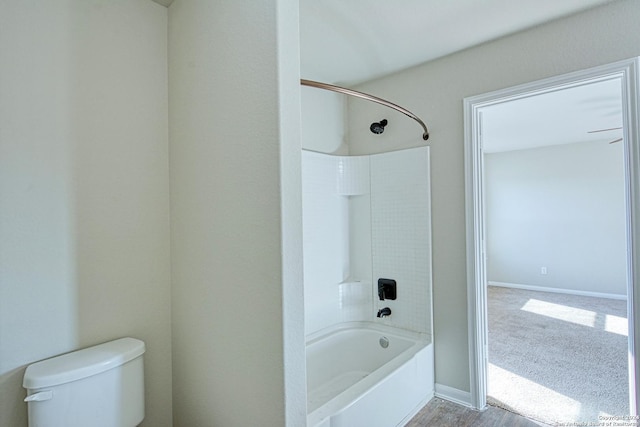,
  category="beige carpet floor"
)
[487,286,629,426]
